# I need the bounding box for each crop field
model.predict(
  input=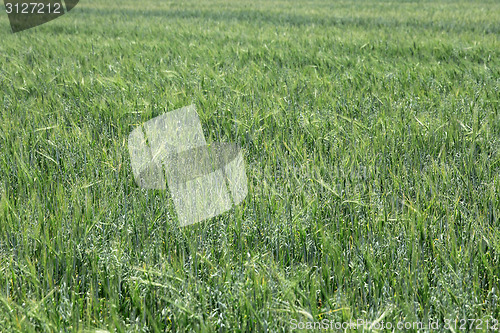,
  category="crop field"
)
[0,0,499,331]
